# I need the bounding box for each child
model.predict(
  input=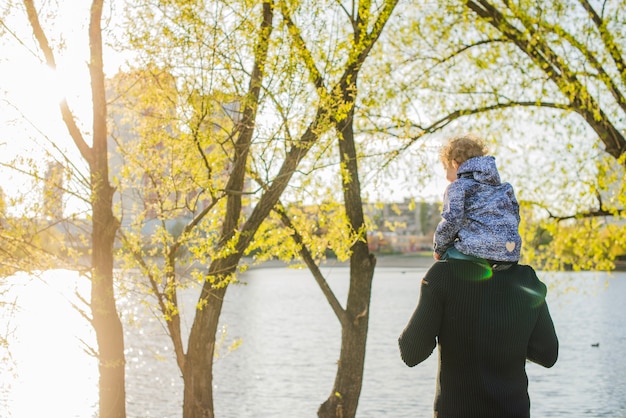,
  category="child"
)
[433,134,521,269]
